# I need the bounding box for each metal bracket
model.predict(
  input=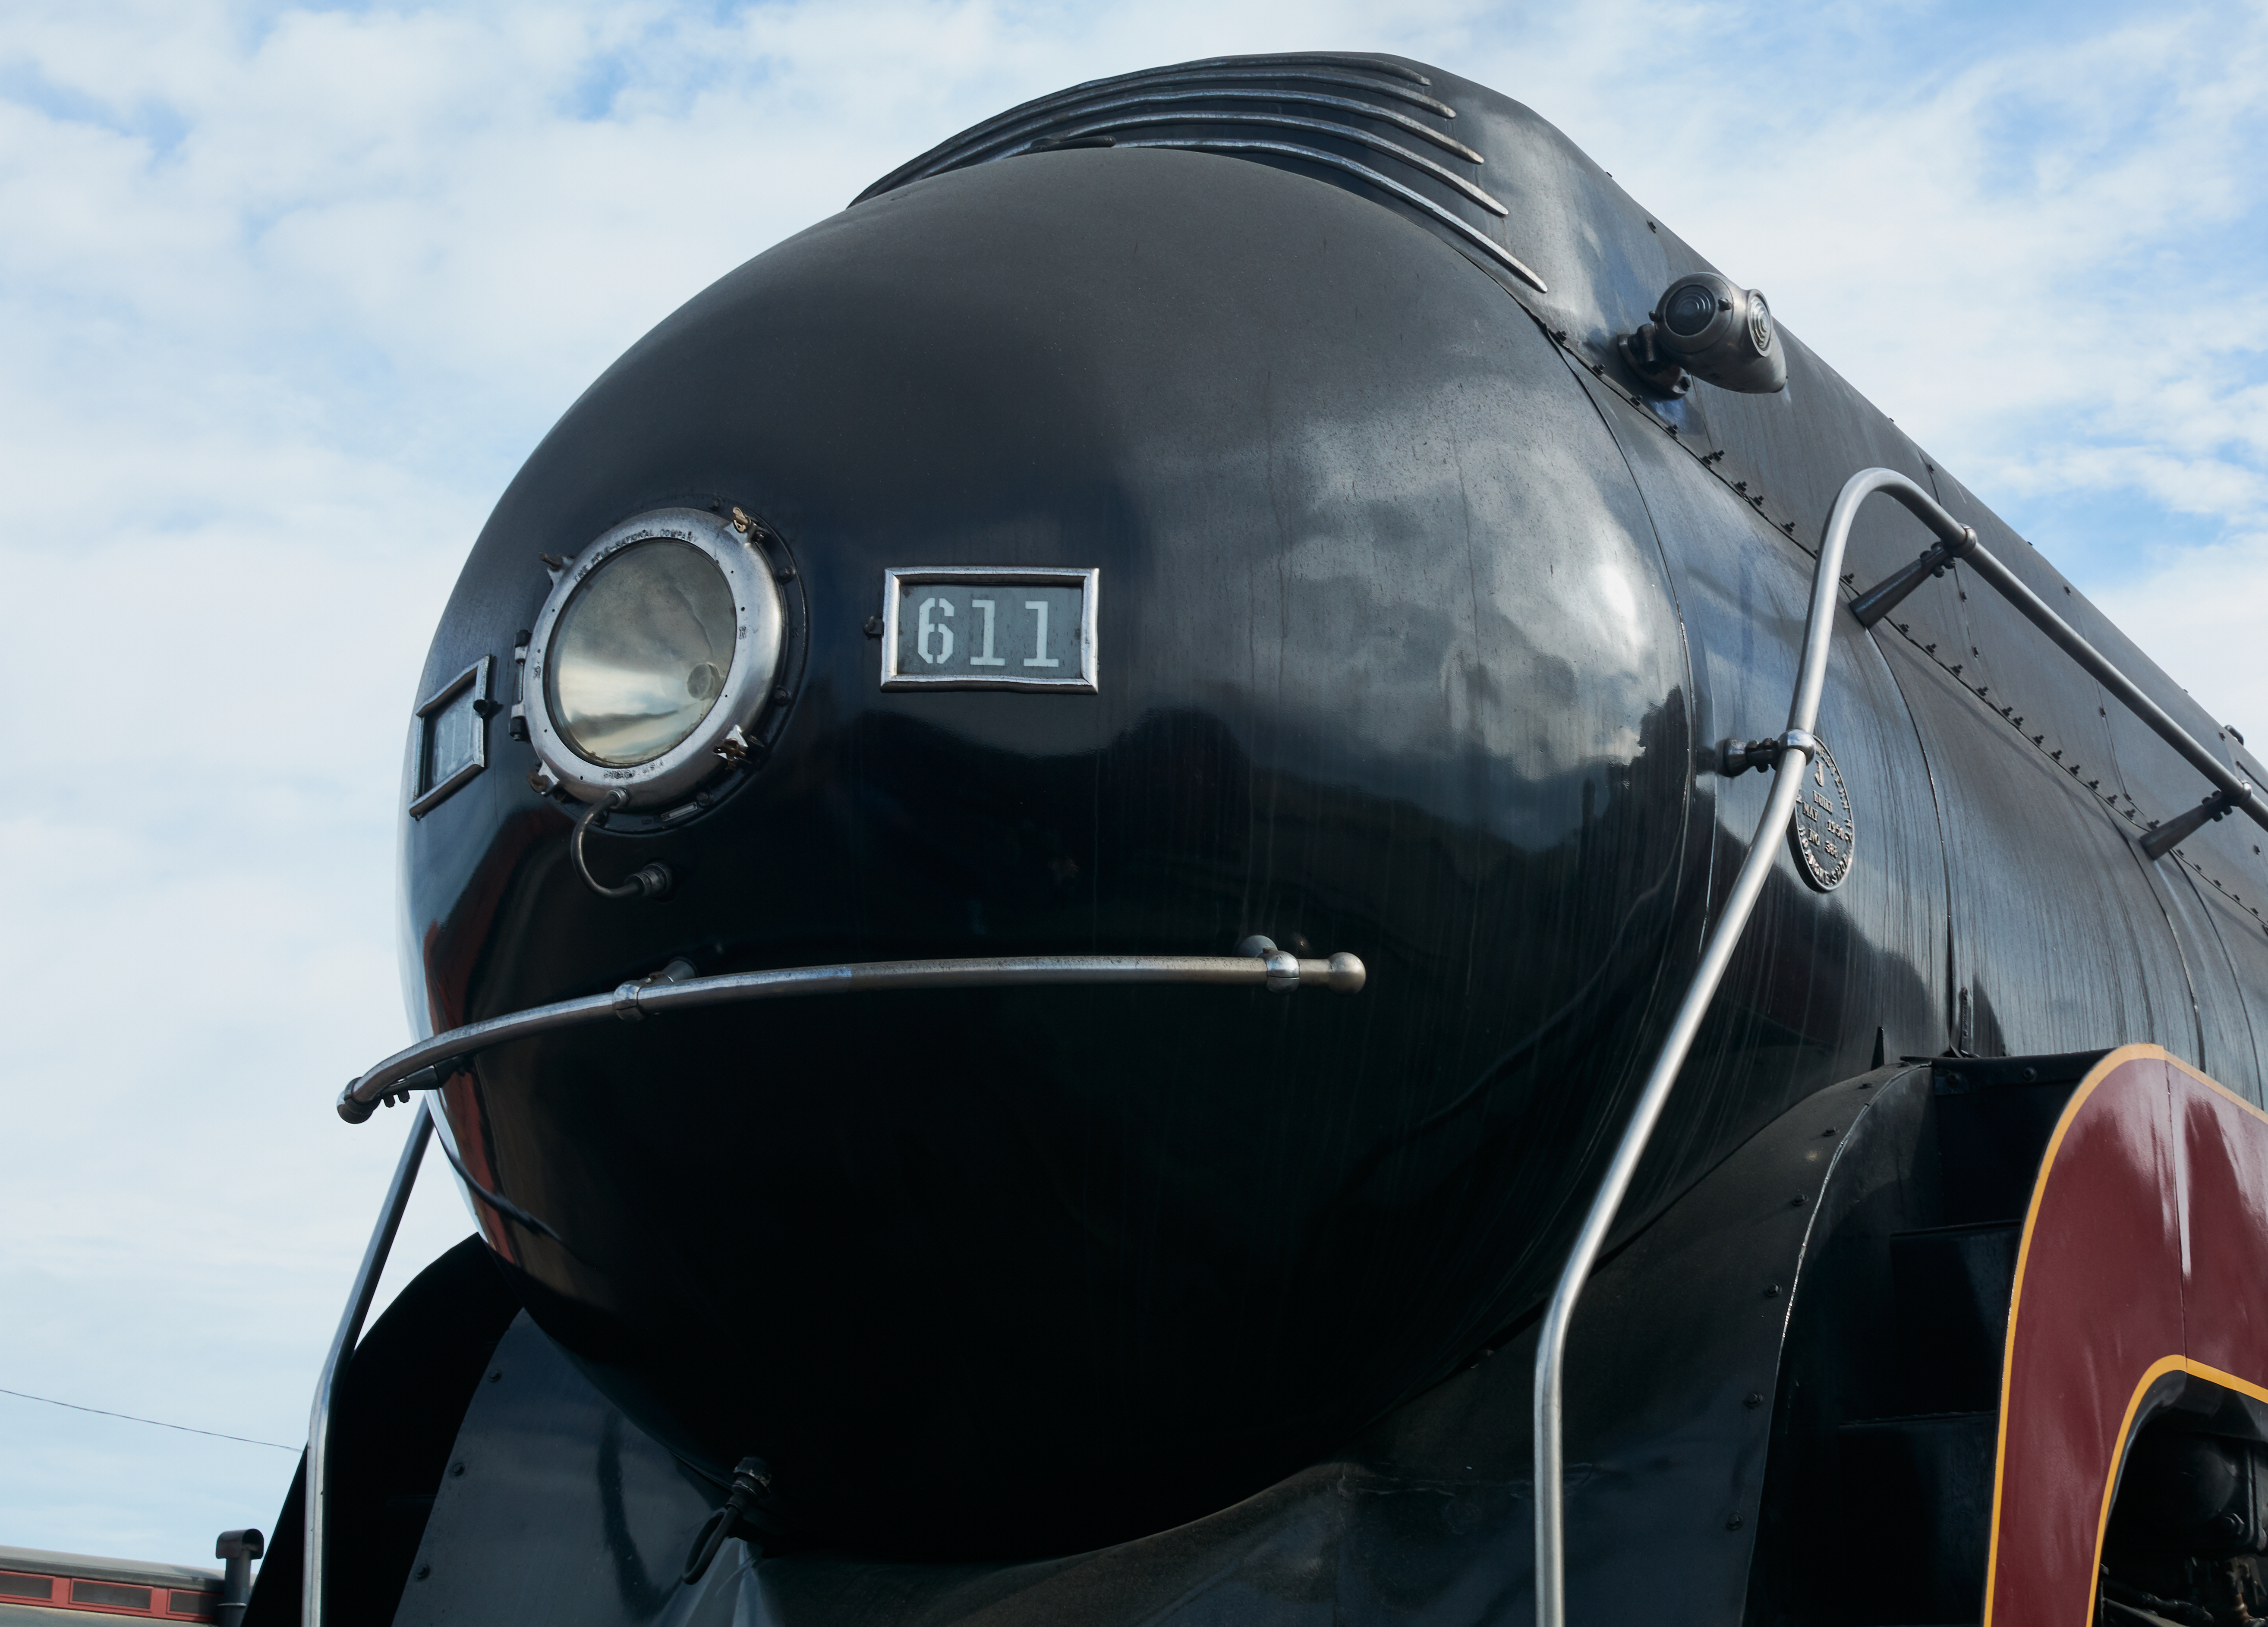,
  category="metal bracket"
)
[612,957,697,1021]
[1616,324,1692,400]
[1849,526,1978,628]
[1717,729,1821,777]
[2142,788,2243,862]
